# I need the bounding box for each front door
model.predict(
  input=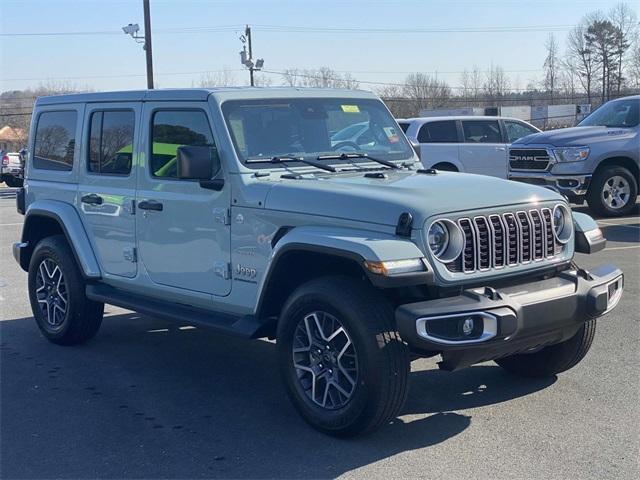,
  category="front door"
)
[77,103,140,278]
[136,103,231,296]
[459,119,508,178]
